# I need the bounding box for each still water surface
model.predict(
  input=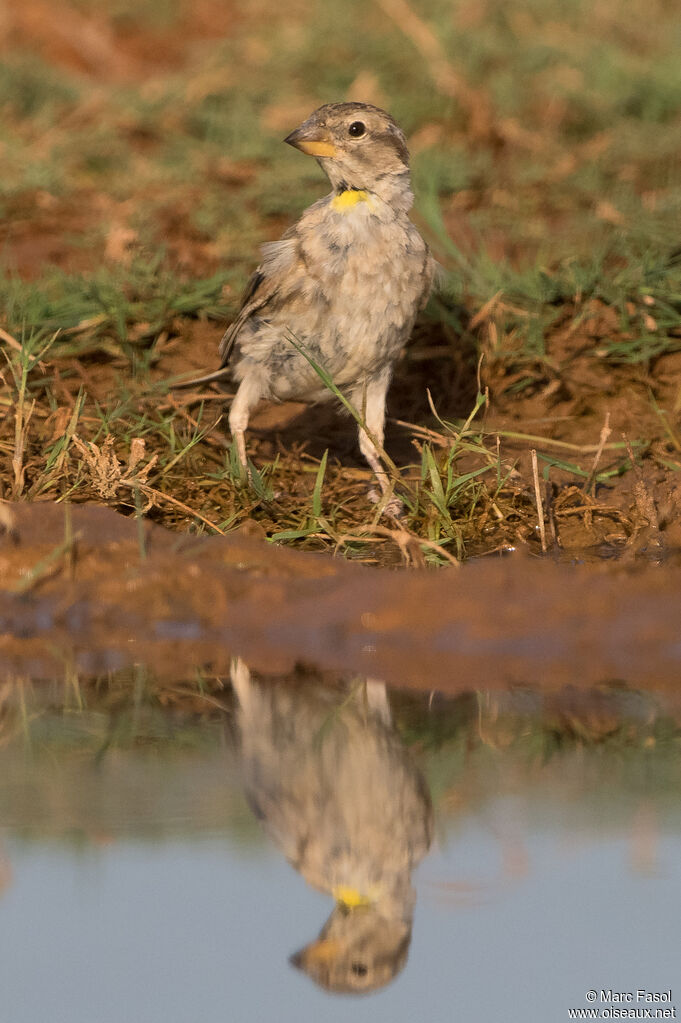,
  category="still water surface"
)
[1,670,679,1022]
